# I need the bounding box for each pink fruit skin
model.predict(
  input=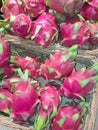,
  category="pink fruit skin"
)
[65,16,81,24]
[34,85,60,130]
[0,64,14,79]
[60,68,97,99]
[40,85,60,115]
[47,0,65,14]
[41,52,75,80]
[87,23,98,45]
[11,56,41,78]
[23,0,46,18]
[0,89,12,114]
[80,1,98,21]
[12,13,32,38]
[1,0,23,21]
[46,0,85,15]
[60,22,89,47]
[1,76,20,91]
[12,79,39,123]
[0,38,10,68]
[31,13,58,48]
[52,105,82,130]
[63,0,85,15]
